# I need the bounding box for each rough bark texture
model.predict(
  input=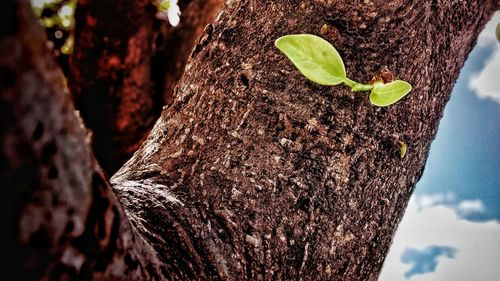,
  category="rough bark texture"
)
[154,0,225,105]
[113,0,499,280]
[0,2,163,280]
[2,0,499,280]
[70,0,223,176]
